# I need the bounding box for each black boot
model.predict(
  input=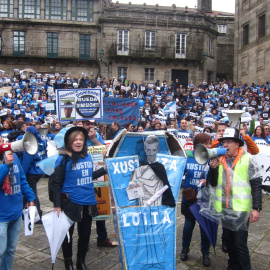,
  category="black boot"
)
[76,241,89,270]
[180,247,189,261]
[76,259,89,270]
[222,242,228,253]
[64,258,74,270]
[202,254,210,267]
